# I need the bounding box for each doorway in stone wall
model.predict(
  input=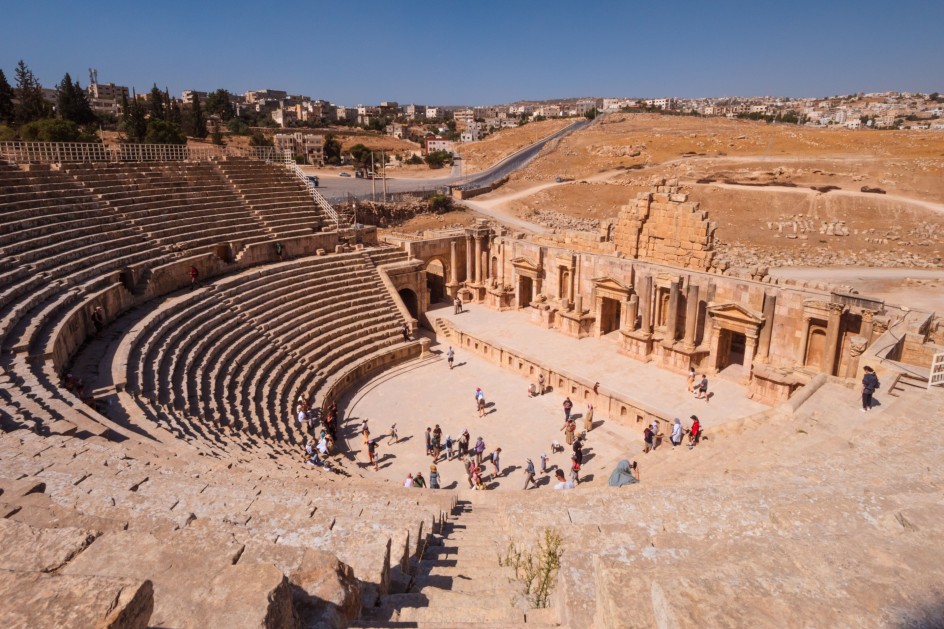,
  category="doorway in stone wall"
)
[518,276,533,309]
[426,259,446,303]
[717,328,747,378]
[599,296,622,337]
